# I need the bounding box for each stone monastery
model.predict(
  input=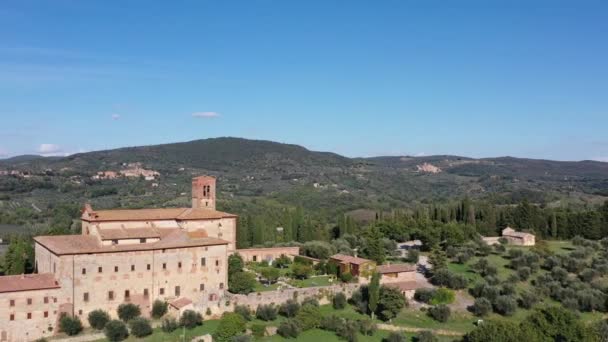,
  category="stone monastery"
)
[0,176,295,342]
